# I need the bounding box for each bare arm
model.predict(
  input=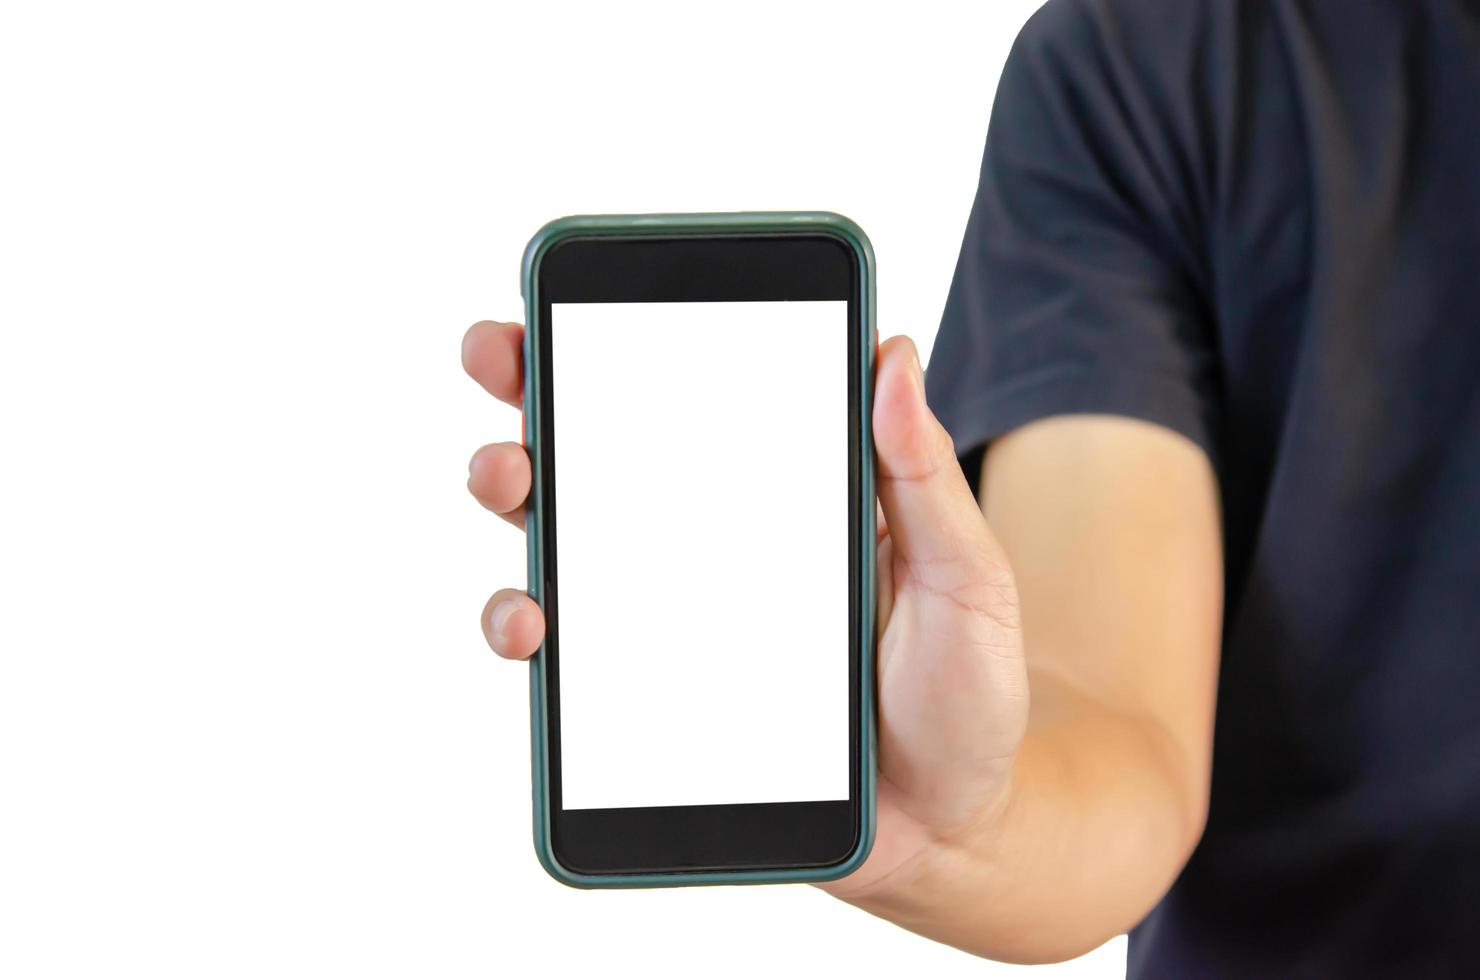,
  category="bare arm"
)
[836,415,1223,963]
